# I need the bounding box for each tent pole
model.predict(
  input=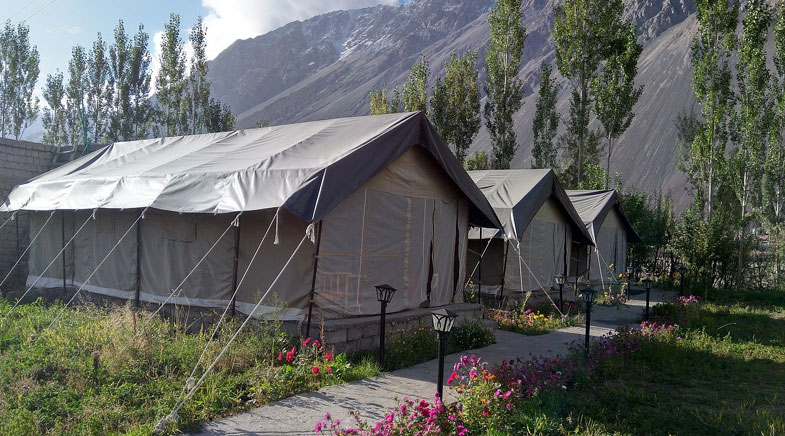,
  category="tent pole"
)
[305,221,322,339]
[231,215,242,317]
[499,240,508,308]
[477,228,482,303]
[134,210,143,308]
[62,211,67,294]
[15,213,20,286]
